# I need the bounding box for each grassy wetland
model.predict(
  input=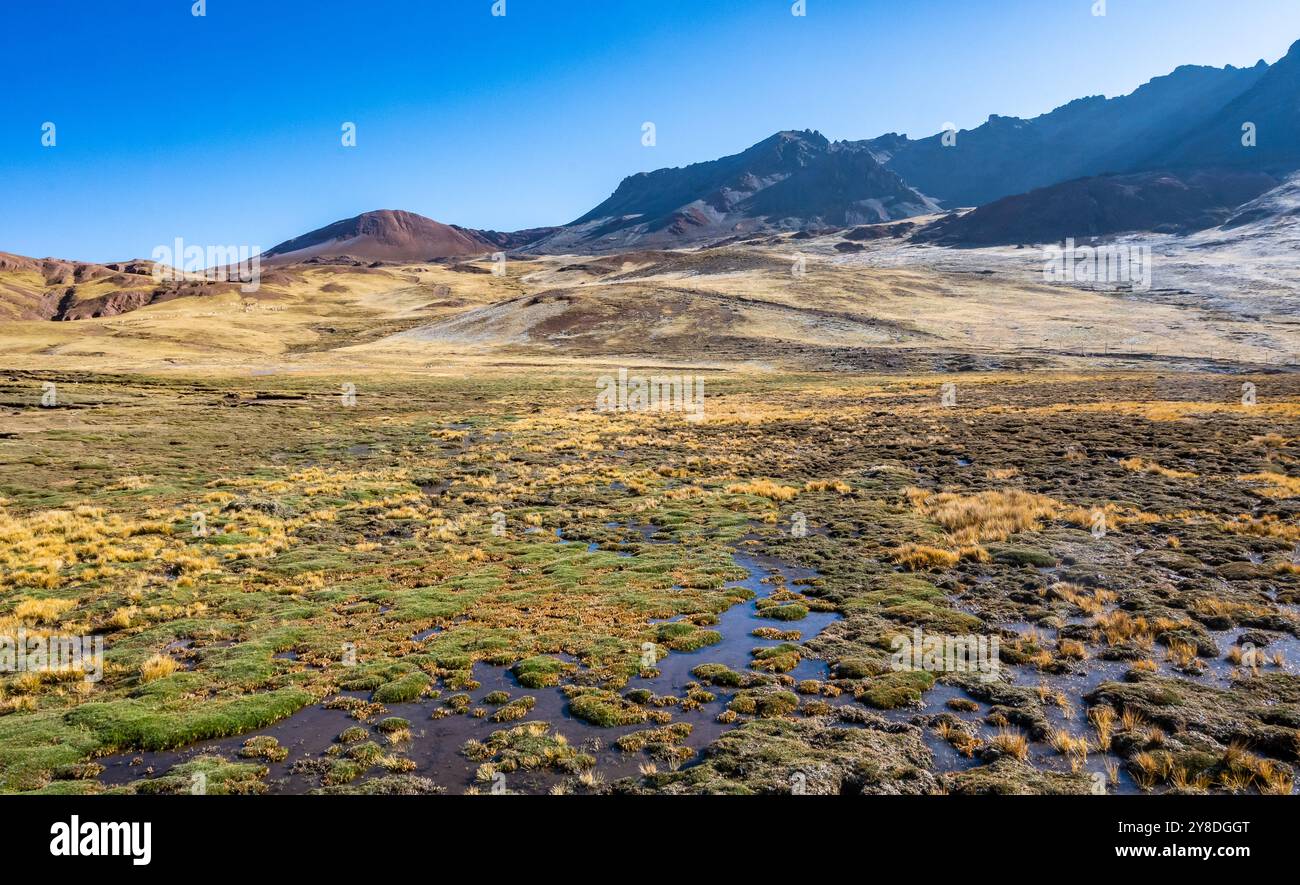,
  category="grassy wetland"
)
[1,355,1297,795]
